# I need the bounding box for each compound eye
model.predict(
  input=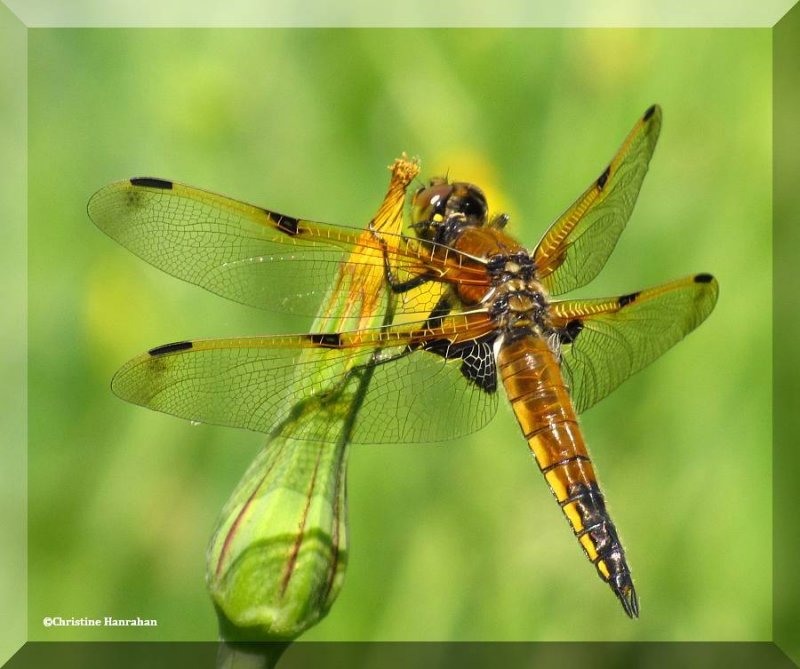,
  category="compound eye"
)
[459,185,488,222]
[411,182,453,227]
